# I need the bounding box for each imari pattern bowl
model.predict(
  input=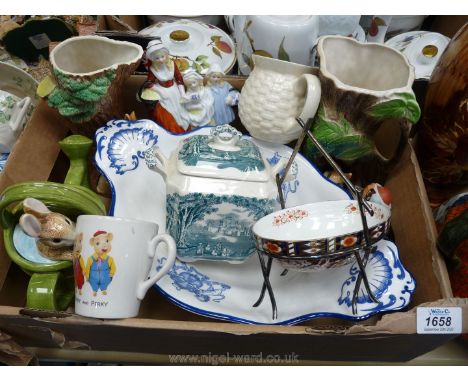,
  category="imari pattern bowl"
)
[252,200,391,272]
